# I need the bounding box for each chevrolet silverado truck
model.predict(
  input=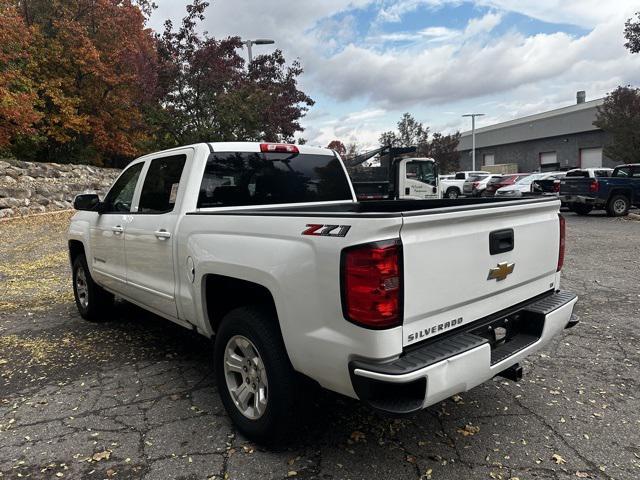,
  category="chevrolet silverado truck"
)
[560,163,640,216]
[68,142,578,442]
